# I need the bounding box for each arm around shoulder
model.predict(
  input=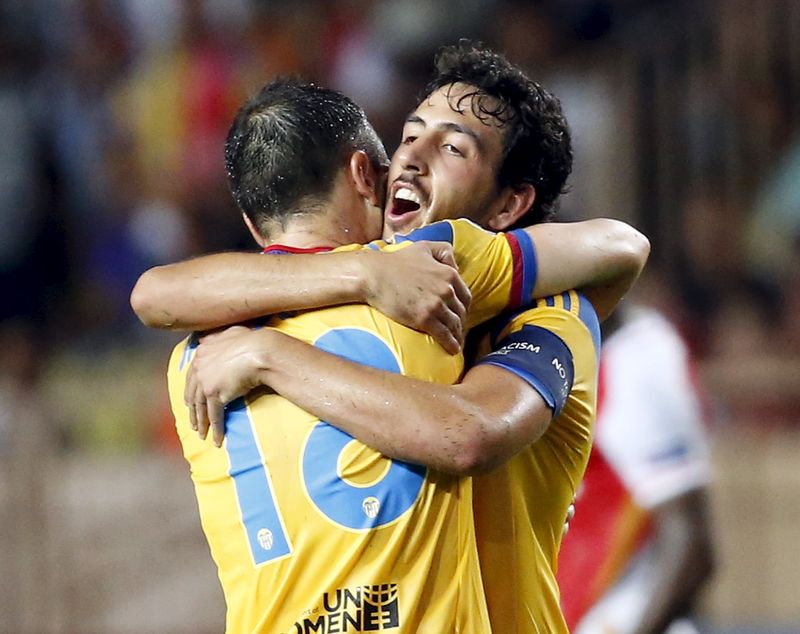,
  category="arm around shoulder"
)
[130,251,368,330]
[426,364,555,475]
[131,245,470,351]
[527,218,650,321]
[189,327,555,476]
